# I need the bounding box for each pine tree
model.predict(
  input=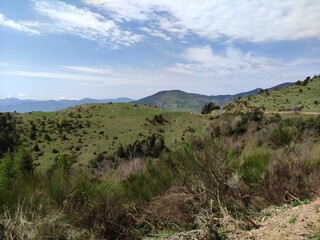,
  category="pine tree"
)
[0,154,16,190]
[14,145,34,175]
